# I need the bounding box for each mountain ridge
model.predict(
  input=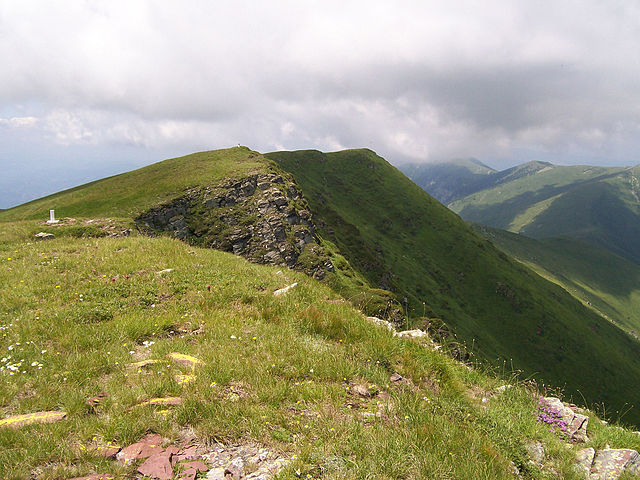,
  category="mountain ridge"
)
[3,147,640,427]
